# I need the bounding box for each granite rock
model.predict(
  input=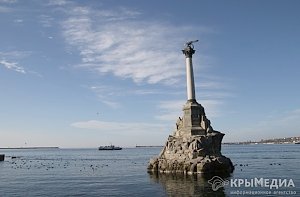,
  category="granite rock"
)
[148,100,234,174]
